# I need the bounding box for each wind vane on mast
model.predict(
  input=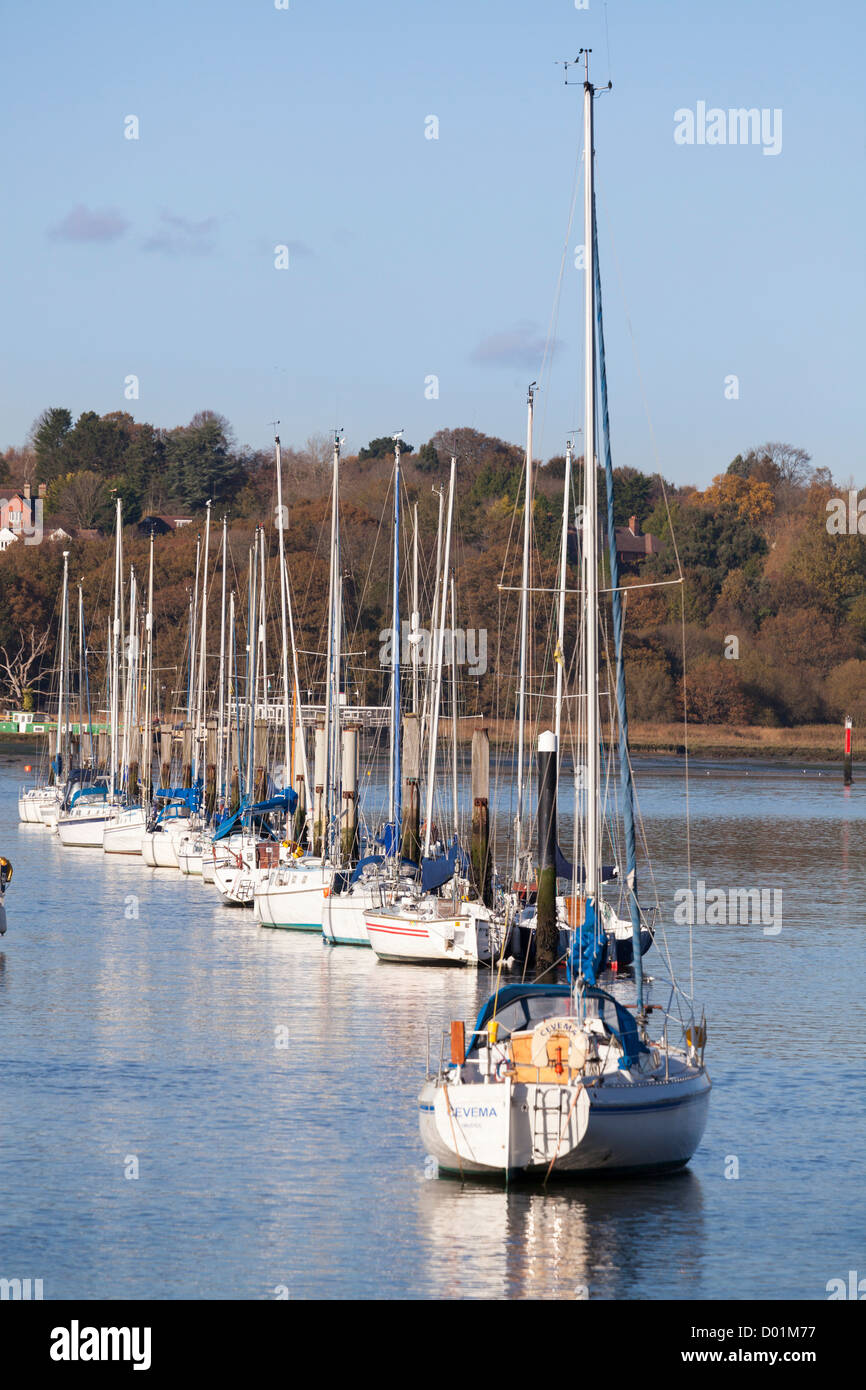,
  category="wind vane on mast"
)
[558,50,611,92]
